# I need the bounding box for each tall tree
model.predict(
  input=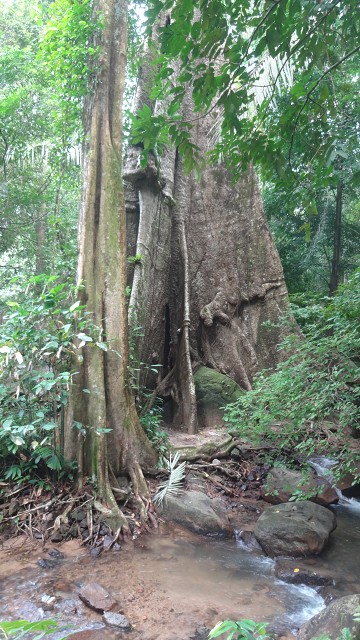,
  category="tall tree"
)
[124,19,290,433]
[64,0,156,530]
